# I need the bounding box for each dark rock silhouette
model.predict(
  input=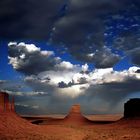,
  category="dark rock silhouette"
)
[124,98,140,118]
[0,91,15,112]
